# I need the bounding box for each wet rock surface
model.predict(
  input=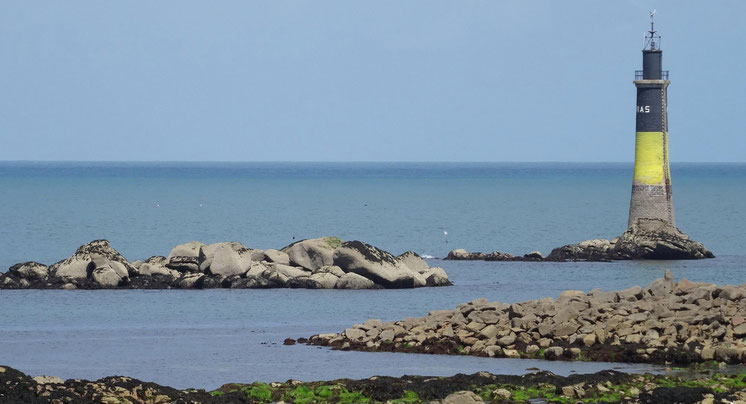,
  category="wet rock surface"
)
[0,238,451,290]
[307,271,746,366]
[447,219,714,262]
[2,364,746,403]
